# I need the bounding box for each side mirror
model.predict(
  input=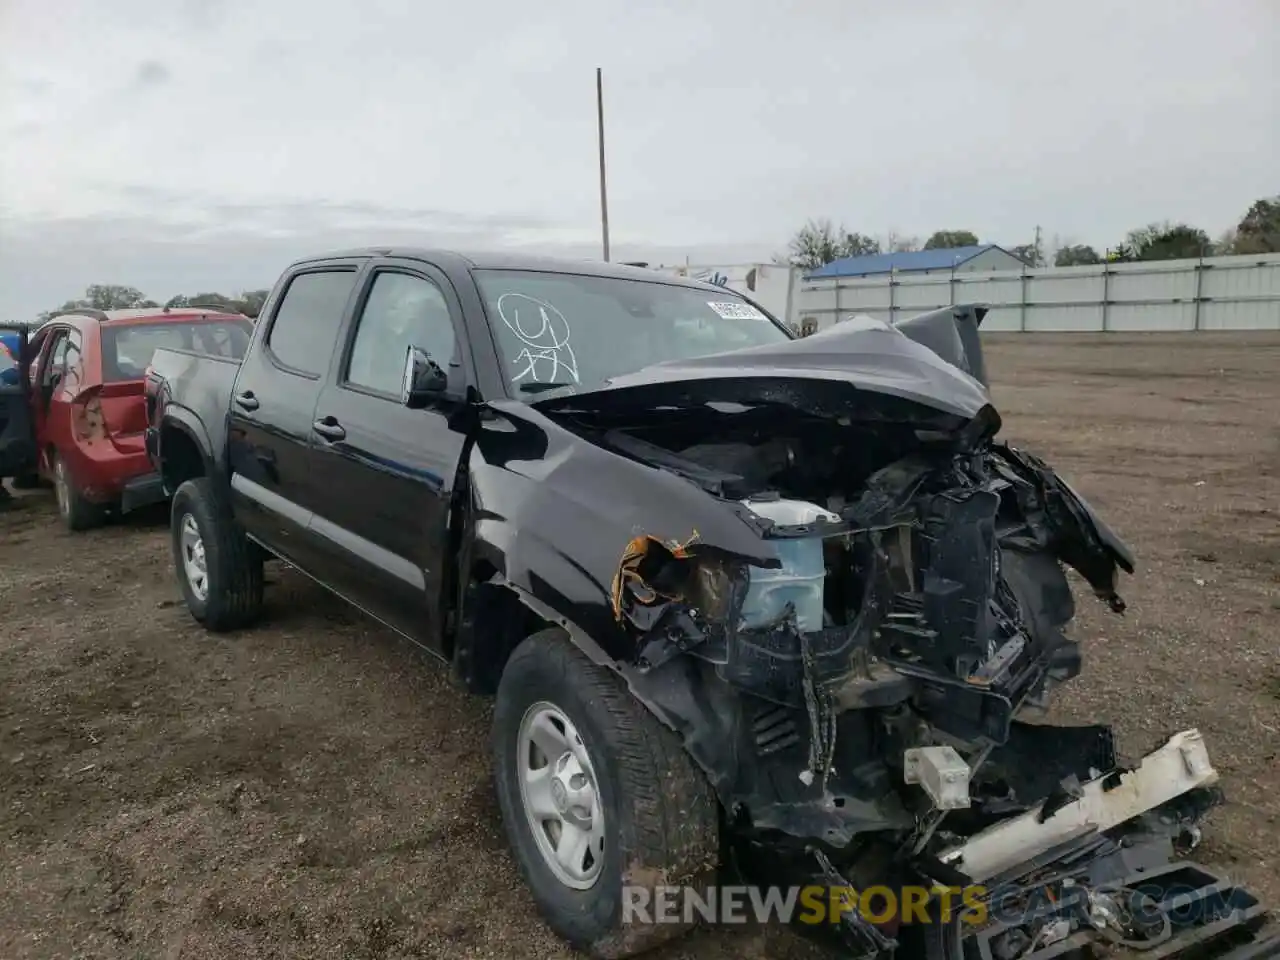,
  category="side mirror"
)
[401,345,449,409]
